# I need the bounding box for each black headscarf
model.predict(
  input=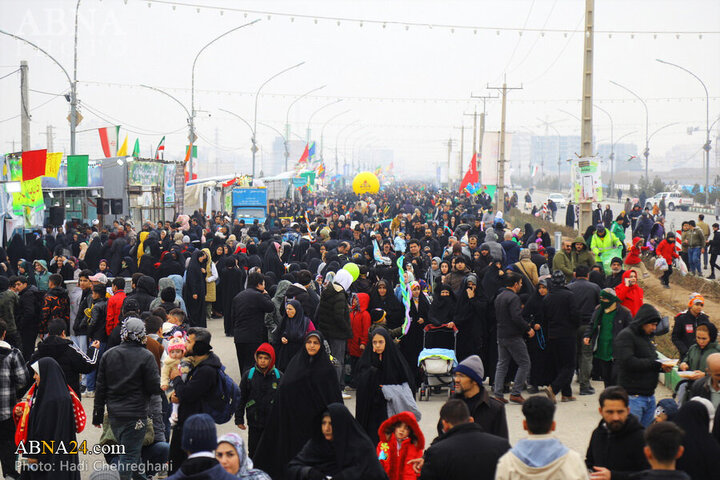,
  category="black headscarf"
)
[429,283,456,326]
[674,400,720,479]
[253,331,342,479]
[279,299,310,343]
[287,403,386,480]
[27,357,79,478]
[369,279,404,330]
